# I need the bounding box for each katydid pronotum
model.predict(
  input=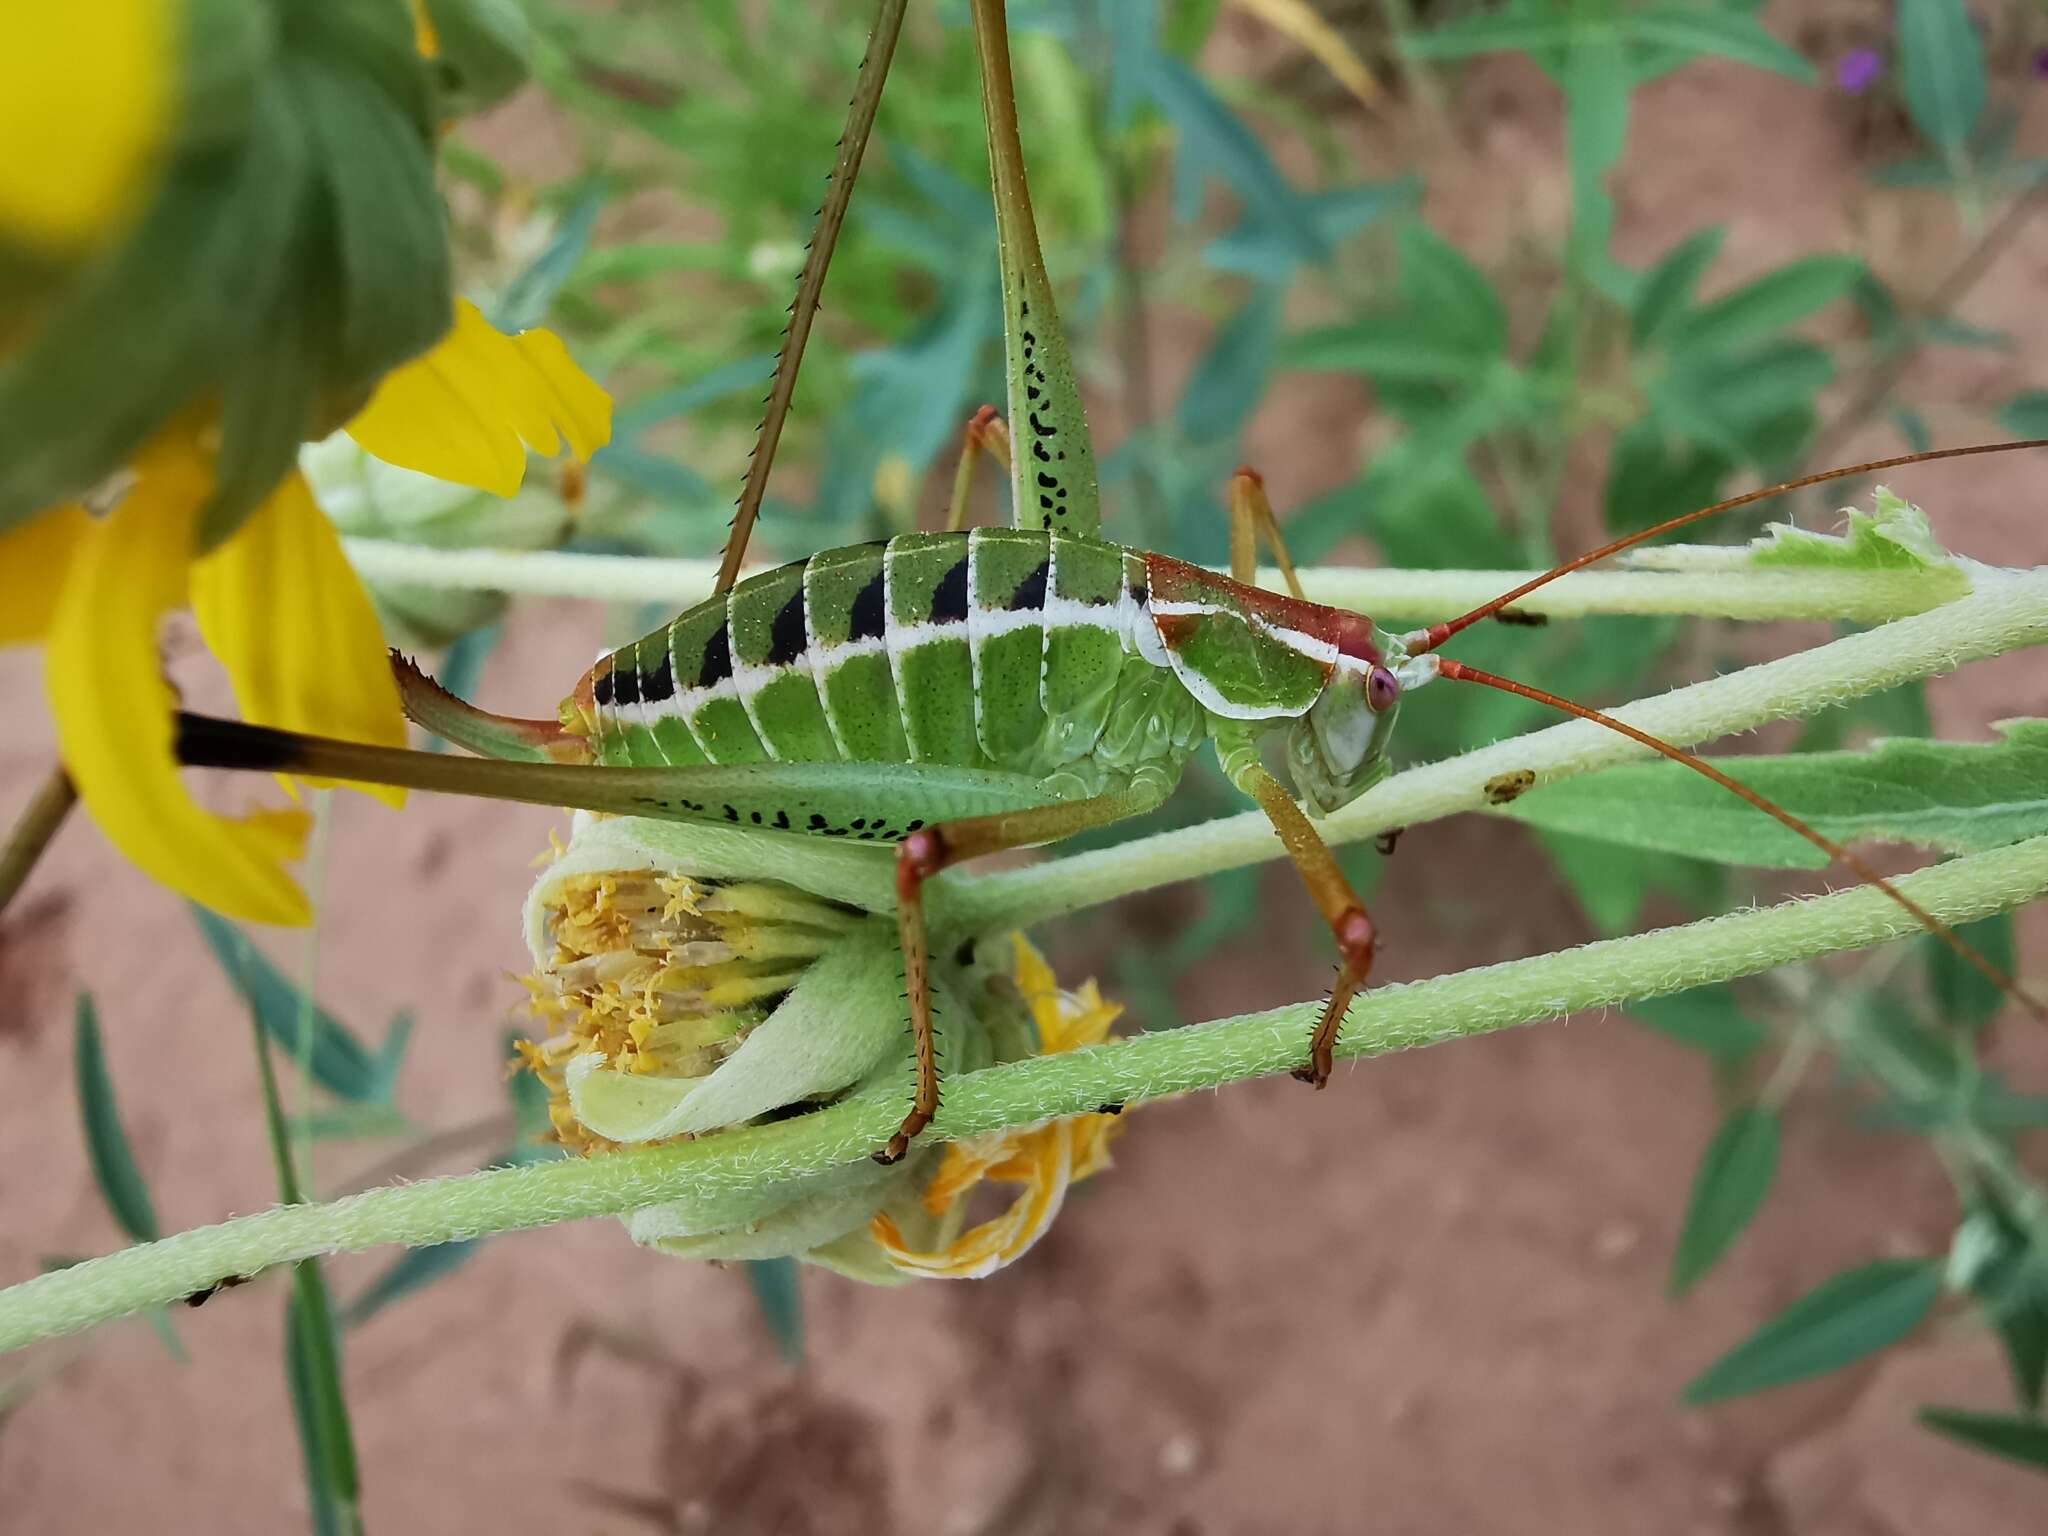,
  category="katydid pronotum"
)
[173,0,2046,1166]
